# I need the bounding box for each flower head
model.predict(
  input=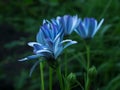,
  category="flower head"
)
[19,21,77,74]
[33,22,77,59]
[60,15,81,35]
[42,15,80,36]
[75,18,104,39]
[37,21,64,46]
